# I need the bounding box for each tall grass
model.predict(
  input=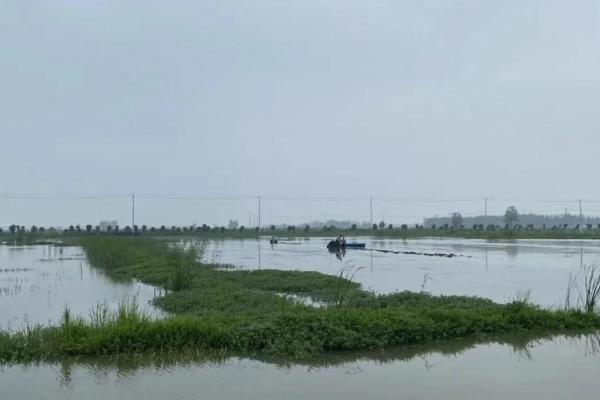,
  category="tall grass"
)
[89,303,112,328]
[166,242,203,291]
[565,272,578,311]
[583,264,600,312]
[564,264,600,313]
[332,263,365,307]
